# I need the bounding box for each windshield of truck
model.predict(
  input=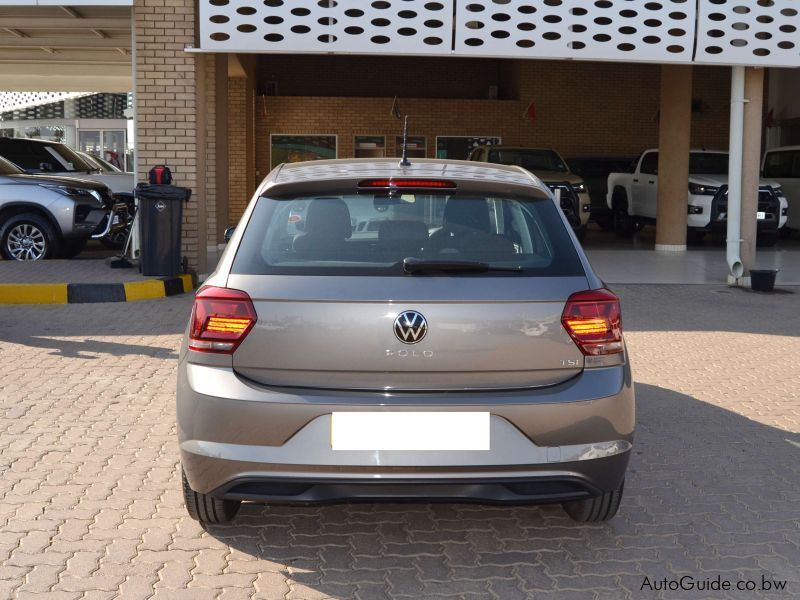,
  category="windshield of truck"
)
[690,153,729,175]
[0,156,23,175]
[487,149,568,173]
